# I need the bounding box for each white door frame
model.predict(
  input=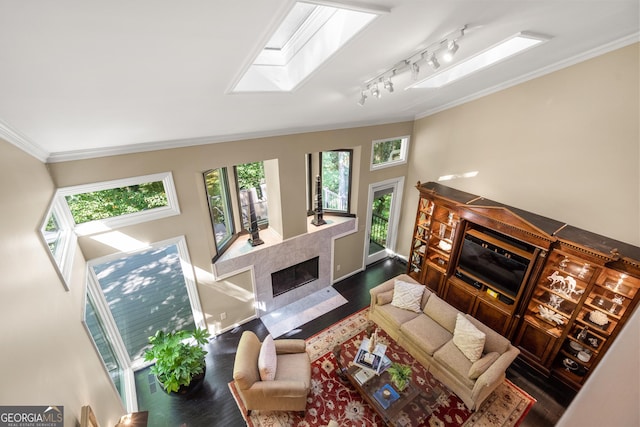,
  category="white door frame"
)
[364,177,404,266]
